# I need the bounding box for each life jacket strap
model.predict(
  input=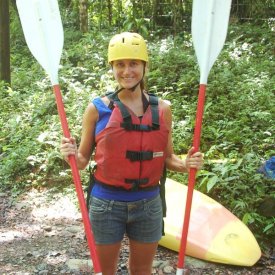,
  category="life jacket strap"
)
[106,91,160,131]
[121,122,153,131]
[94,176,158,192]
[106,90,120,110]
[126,150,153,161]
[148,93,160,130]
